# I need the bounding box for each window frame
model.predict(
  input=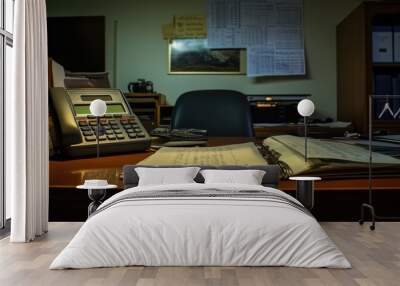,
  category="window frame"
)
[0,0,13,230]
